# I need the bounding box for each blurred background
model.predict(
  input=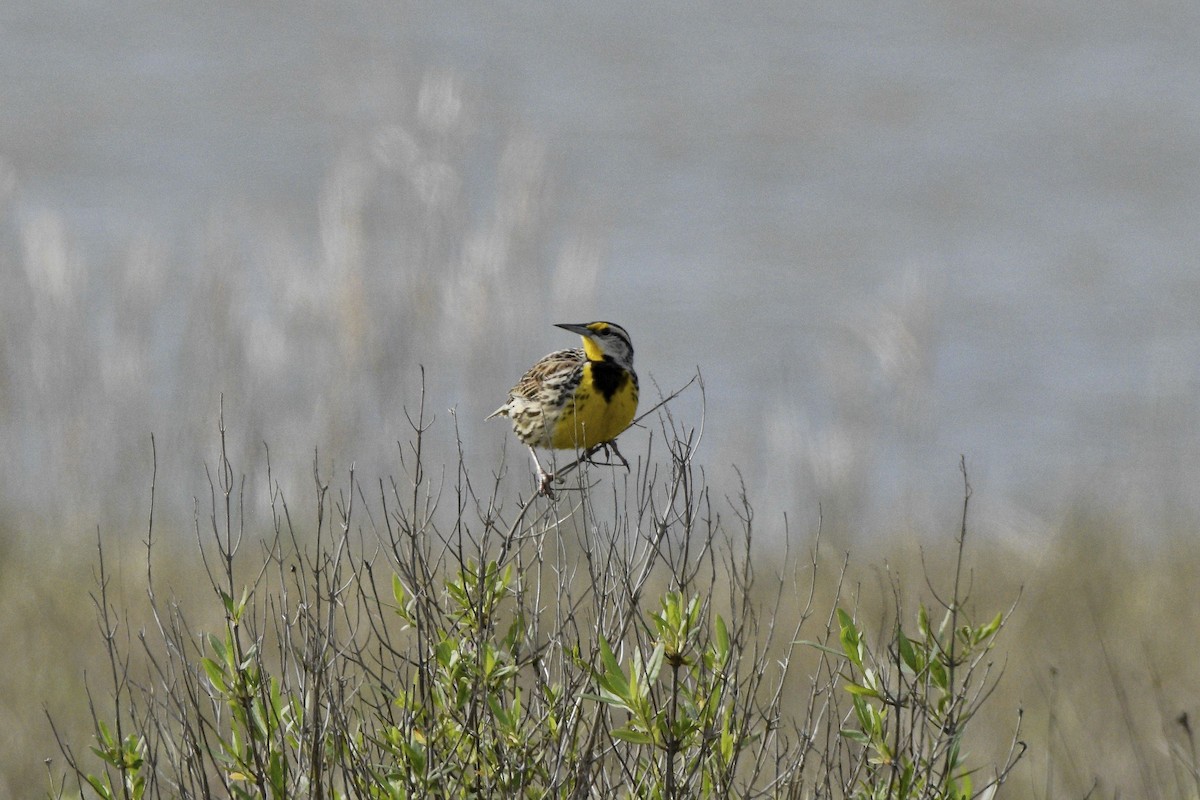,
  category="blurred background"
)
[3,1,1200,796]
